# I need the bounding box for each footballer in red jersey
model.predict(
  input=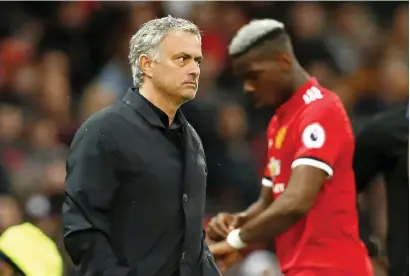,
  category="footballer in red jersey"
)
[207,19,373,276]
